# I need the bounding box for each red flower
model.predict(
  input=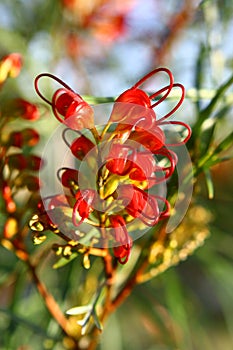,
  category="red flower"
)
[110,67,173,122]
[72,189,96,226]
[110,103,157,139]
[22,175,40,191]
[106,143,156,181]
[26,155,43,171]
[16,99,40,121]
[113,243,131,265]
[105,141,175,185]
[117,185,170,226]
[6,154,43,171]
[105,143,133,175]
[127,152,156,182]
[34,74,94,130]
[109,215,132,264]
[6,154,28,170]
[33,67,192,265]
[70,134,95,160]
[52,88,94,129]
[129,127,165,152]
[57,168,79,189]
[109,67,191,146]
[90,14,127,44]
[115,88,151,108]
[10,128,40,148]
